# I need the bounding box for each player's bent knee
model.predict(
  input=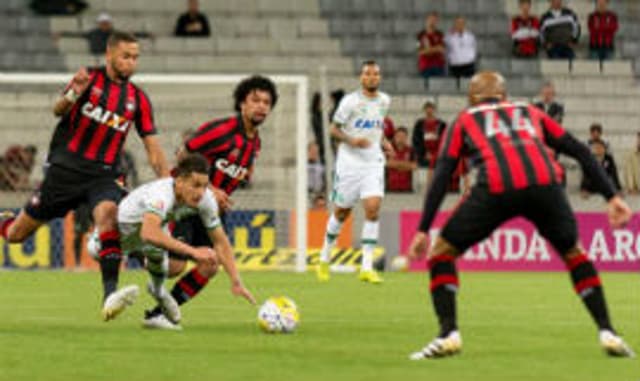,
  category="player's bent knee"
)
[168,259,187,278]
[428,237,461,259]
[196,260,219,278]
